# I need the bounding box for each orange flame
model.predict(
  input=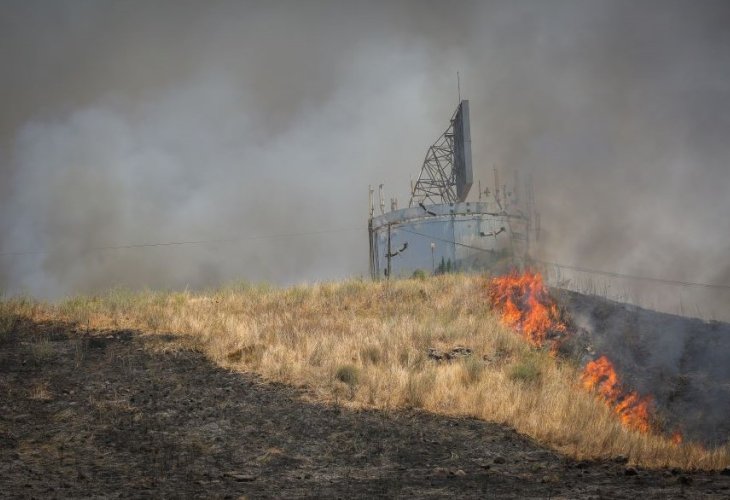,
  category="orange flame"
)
[487,271,567,349]
[488,271,680,441]
[671,430,683,445]
[581,355,653,433]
